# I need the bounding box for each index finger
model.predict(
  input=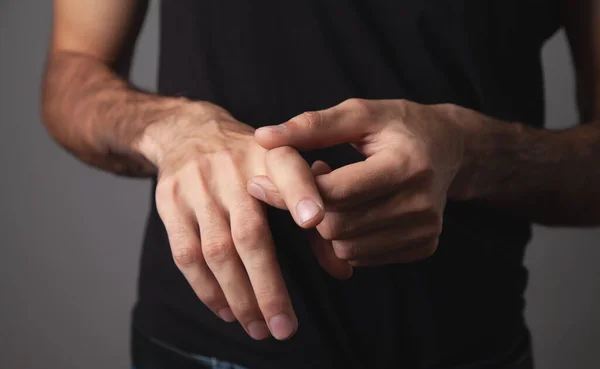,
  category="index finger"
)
[254,99,378,151]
